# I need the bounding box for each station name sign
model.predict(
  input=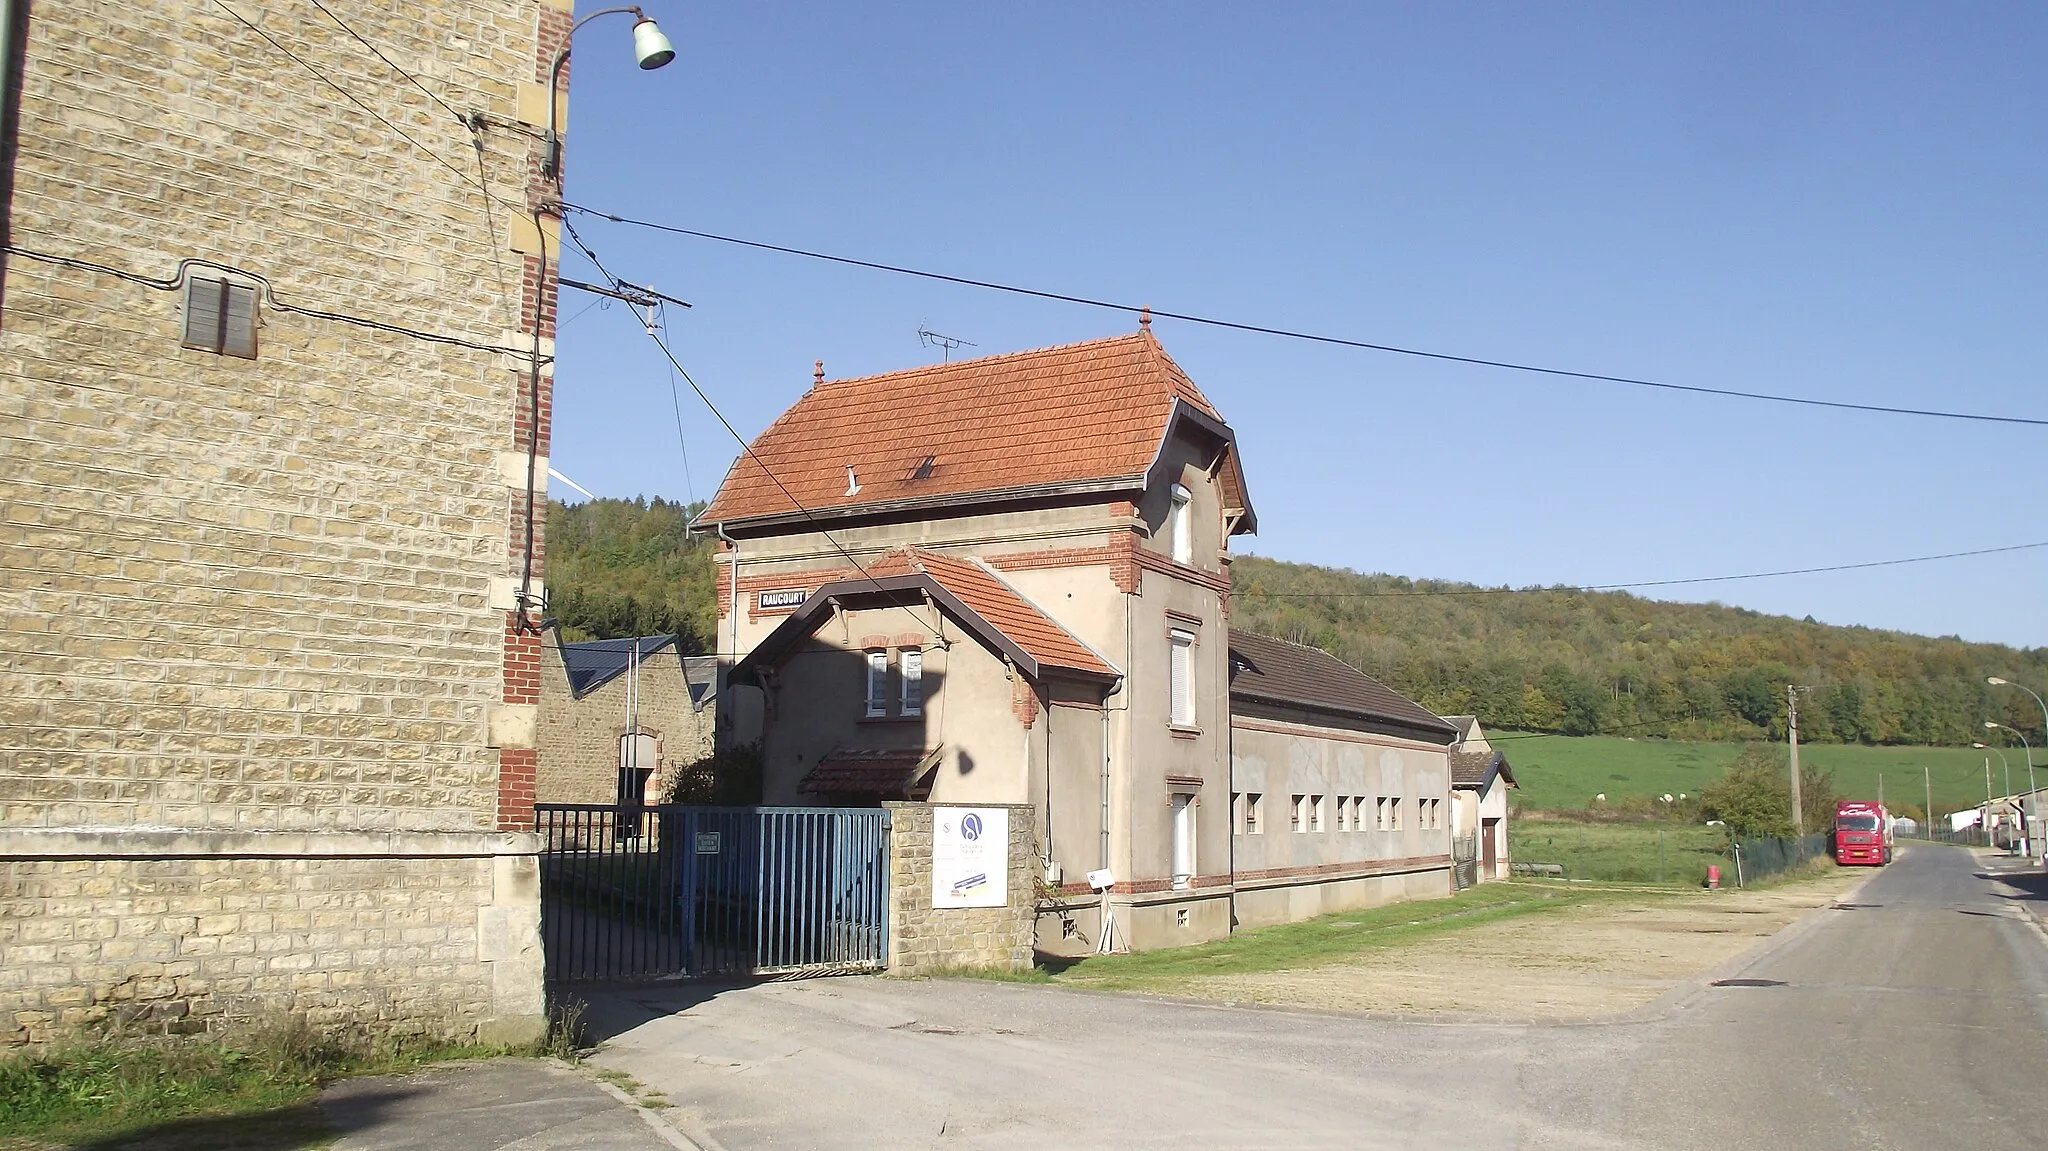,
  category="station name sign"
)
[757,588,808,610]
